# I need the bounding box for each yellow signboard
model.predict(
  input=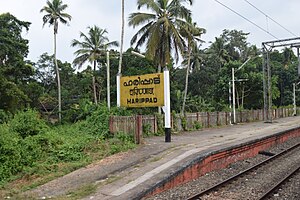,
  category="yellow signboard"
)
[120,73,164,107]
